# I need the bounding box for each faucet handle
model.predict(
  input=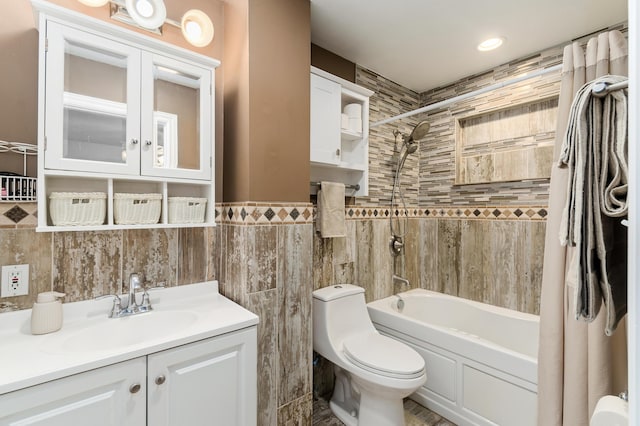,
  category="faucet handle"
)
[139,283,166,311]
[95,294,122,318]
